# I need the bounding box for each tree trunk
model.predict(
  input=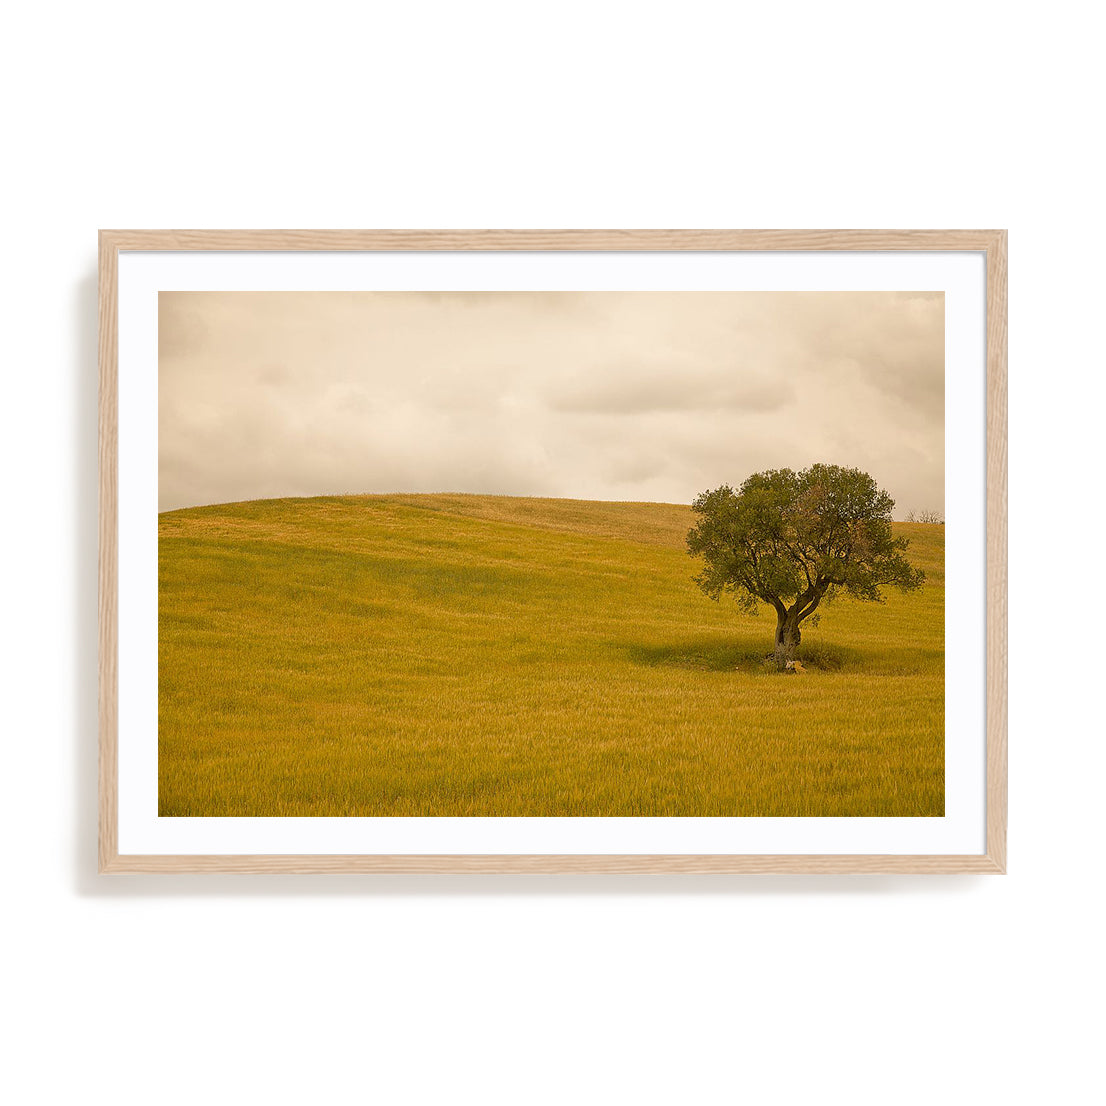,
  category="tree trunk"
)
[774,611,801,671]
